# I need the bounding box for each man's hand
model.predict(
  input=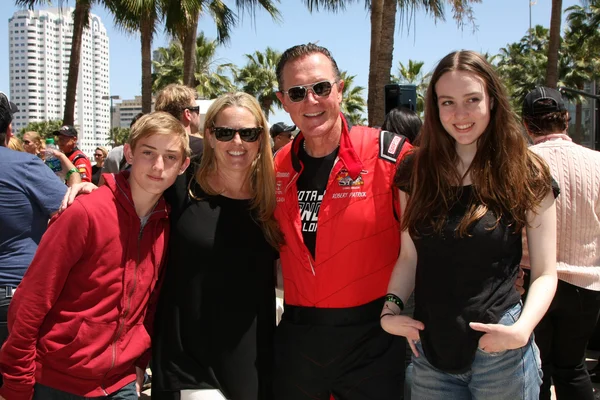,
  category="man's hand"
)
[469,322,530,353]
[380,314,425,356]
[59,182,98,212]
[135,366,145,397]
[0,395,6,400]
